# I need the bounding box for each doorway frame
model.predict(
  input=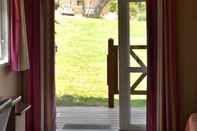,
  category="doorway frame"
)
[118,0,148,130]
